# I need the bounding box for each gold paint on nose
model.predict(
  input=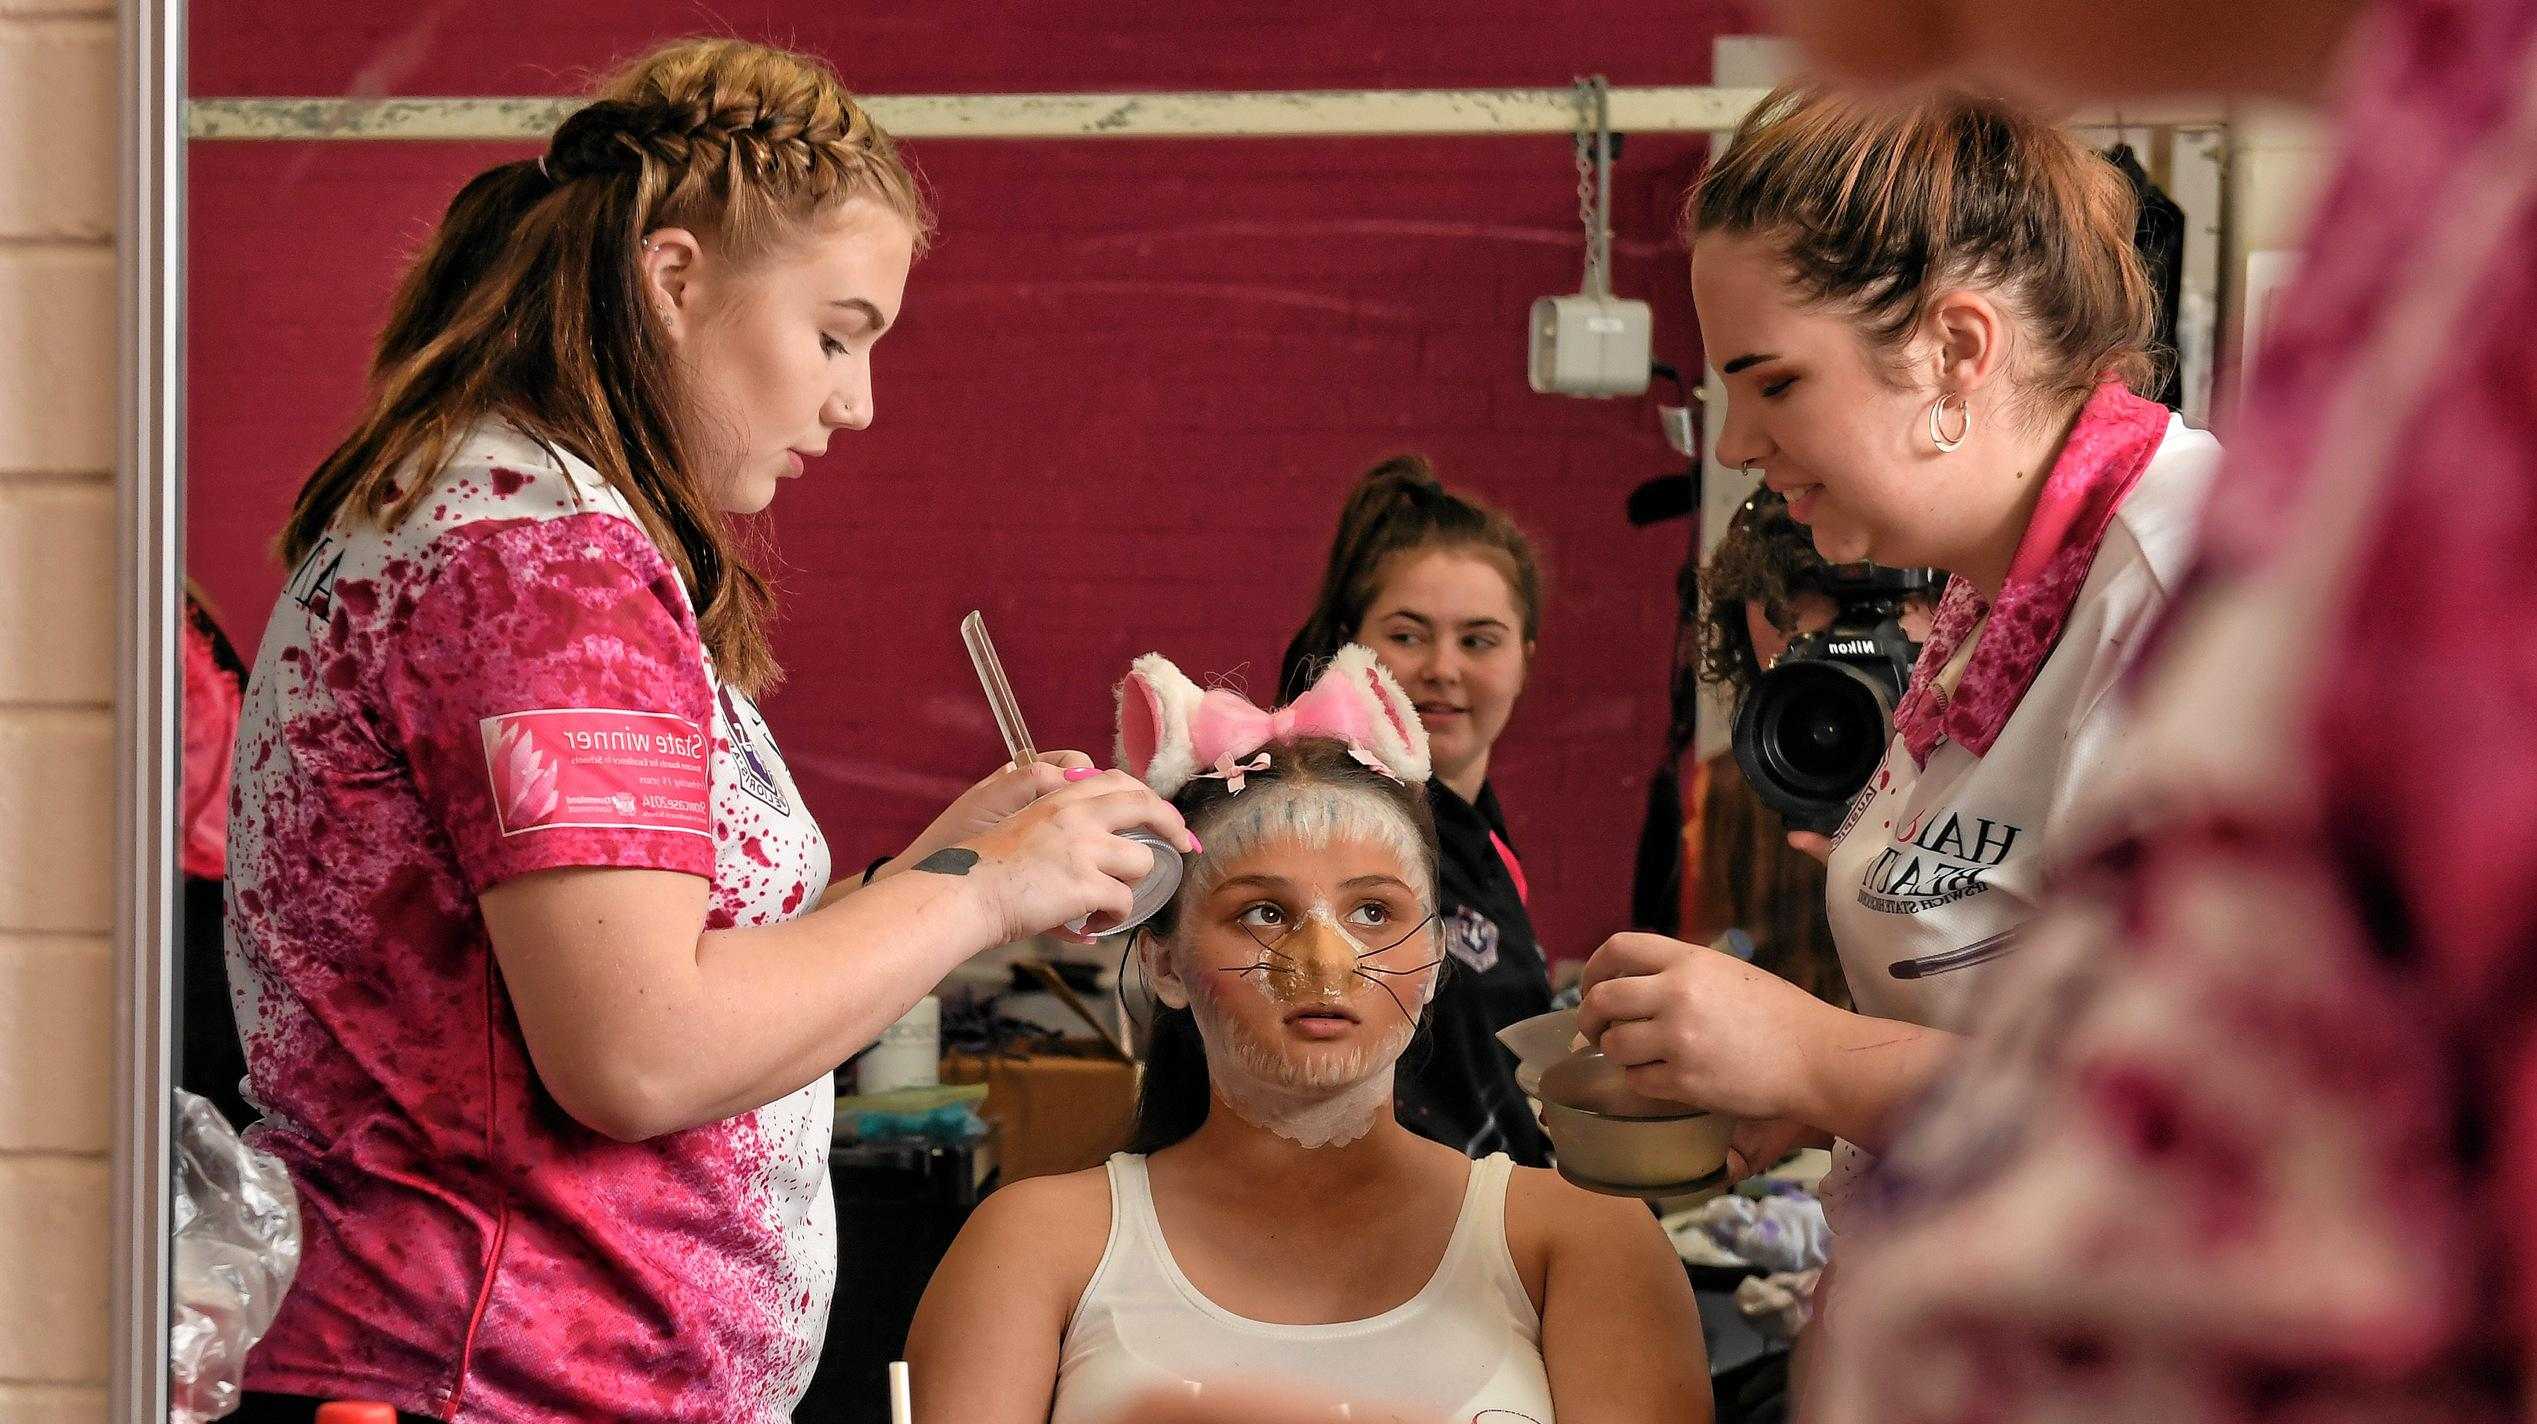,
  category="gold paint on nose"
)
[1265,917,1359,1003]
